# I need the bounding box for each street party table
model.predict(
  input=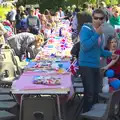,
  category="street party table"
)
[11,72,72,95]
[11,71,73,120]
[11,19,73,95]
[11,19,74,120]
[36,20,73,60]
